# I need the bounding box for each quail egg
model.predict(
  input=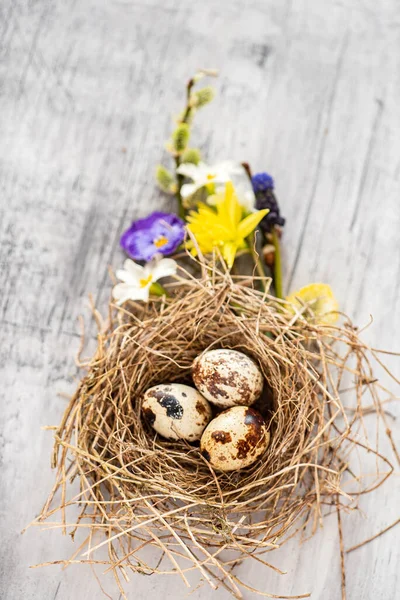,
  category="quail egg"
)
[200,406,270,471]
[192,349,264,408]
[142,383,212,441]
